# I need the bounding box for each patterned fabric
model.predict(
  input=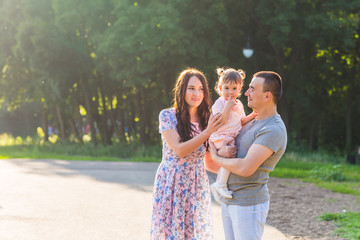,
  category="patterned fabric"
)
[150,108,213,240]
